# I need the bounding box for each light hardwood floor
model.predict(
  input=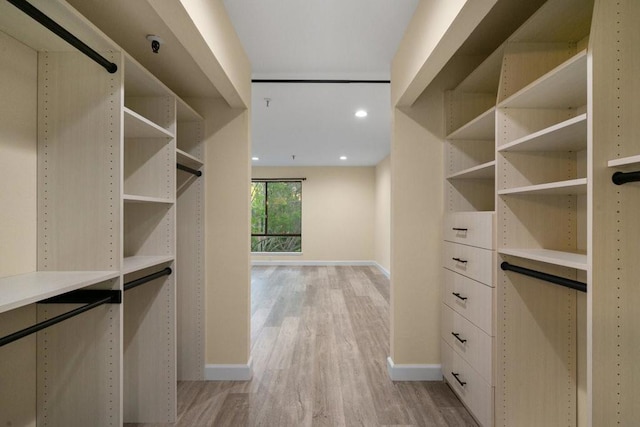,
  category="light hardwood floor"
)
[130,266,477,426]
